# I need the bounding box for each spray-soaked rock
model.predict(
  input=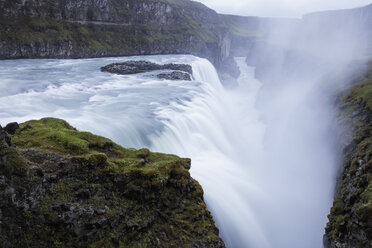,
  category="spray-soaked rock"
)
[157,71,191,81]
[101,60,193,79]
